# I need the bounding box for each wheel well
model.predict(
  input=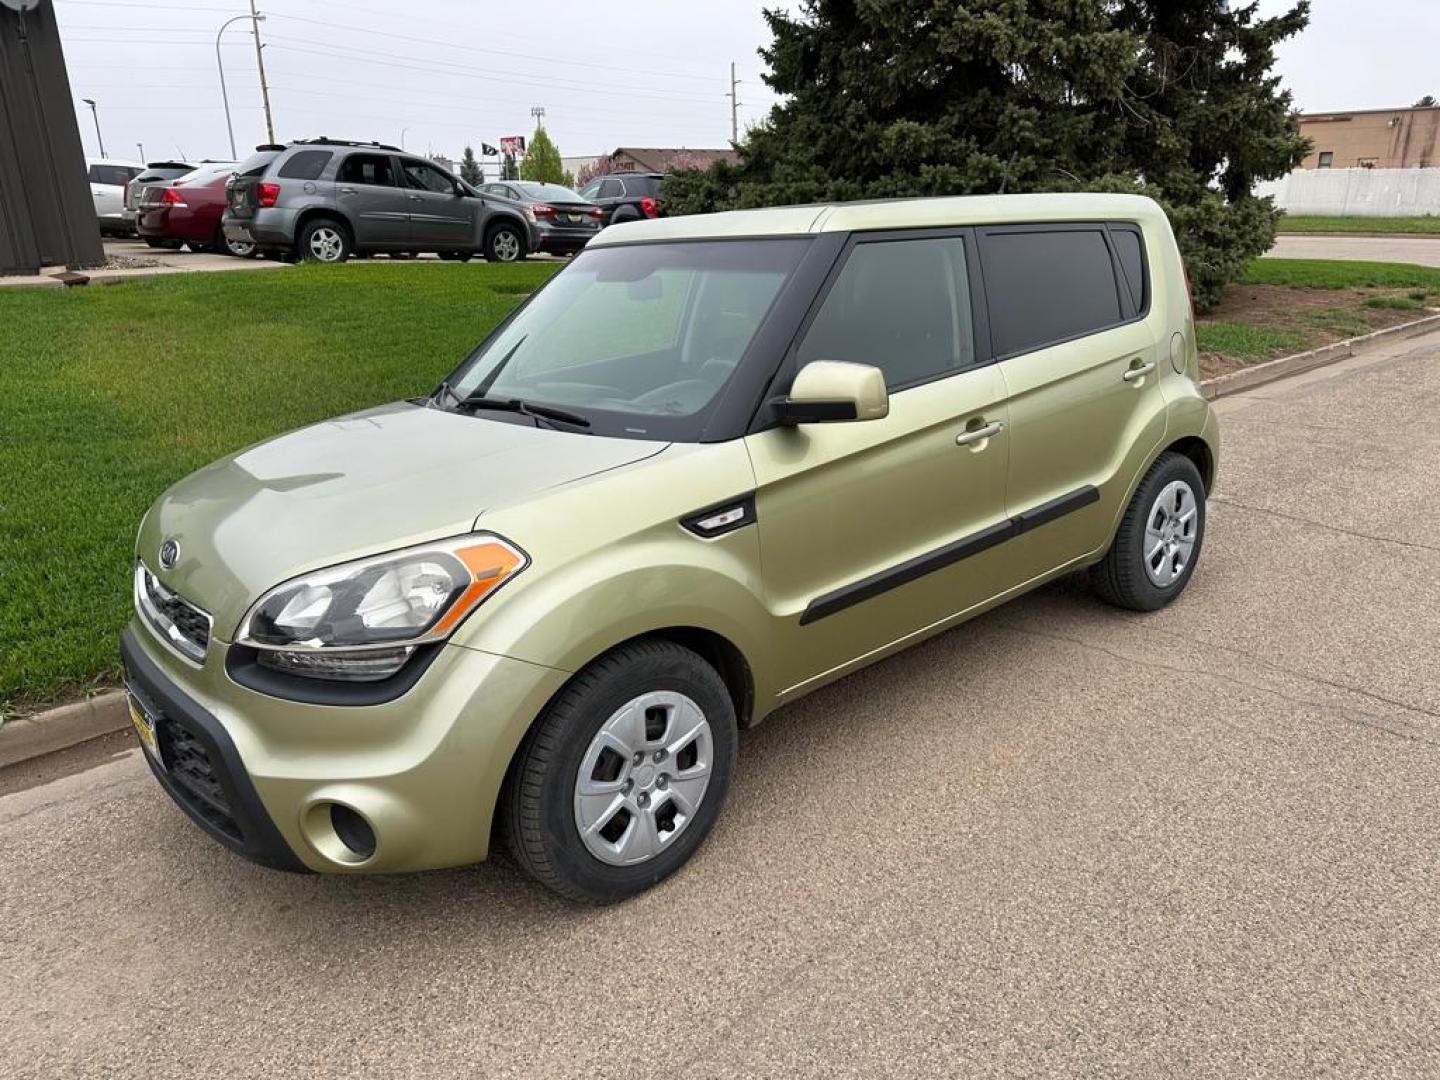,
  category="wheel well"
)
[294,208,352,246]
[1165,435,1214,493]
[486,214,524,239]
[640,627,755,728]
